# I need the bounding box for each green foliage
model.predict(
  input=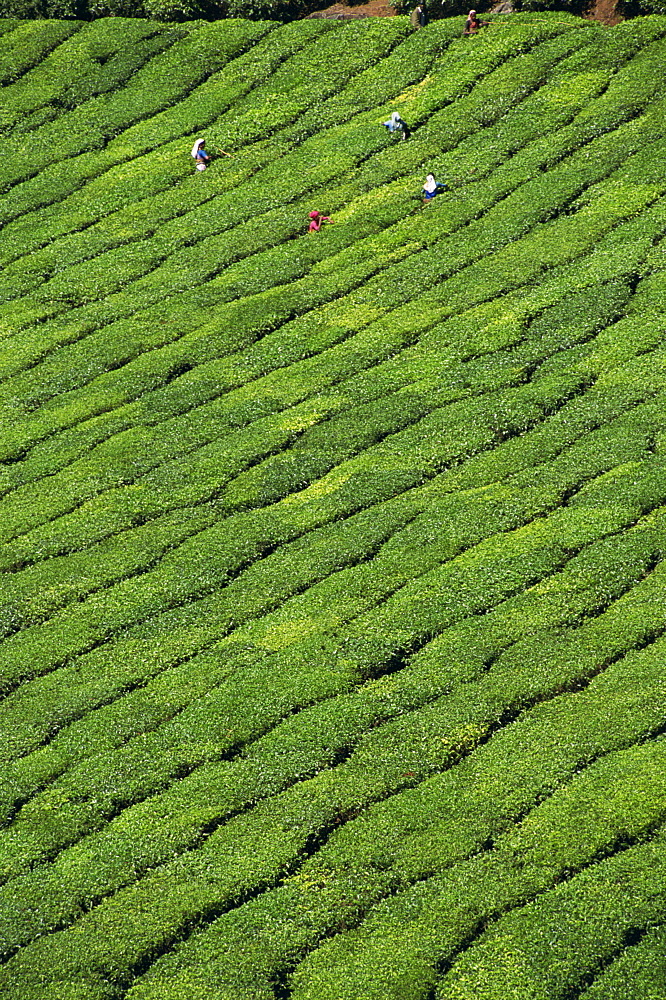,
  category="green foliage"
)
[0,0,379,22]
[635,0,666,15]
[579,924,666,1000]
[515,0,589,15]
[1,14,666,1000]
[0,18,80,84]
